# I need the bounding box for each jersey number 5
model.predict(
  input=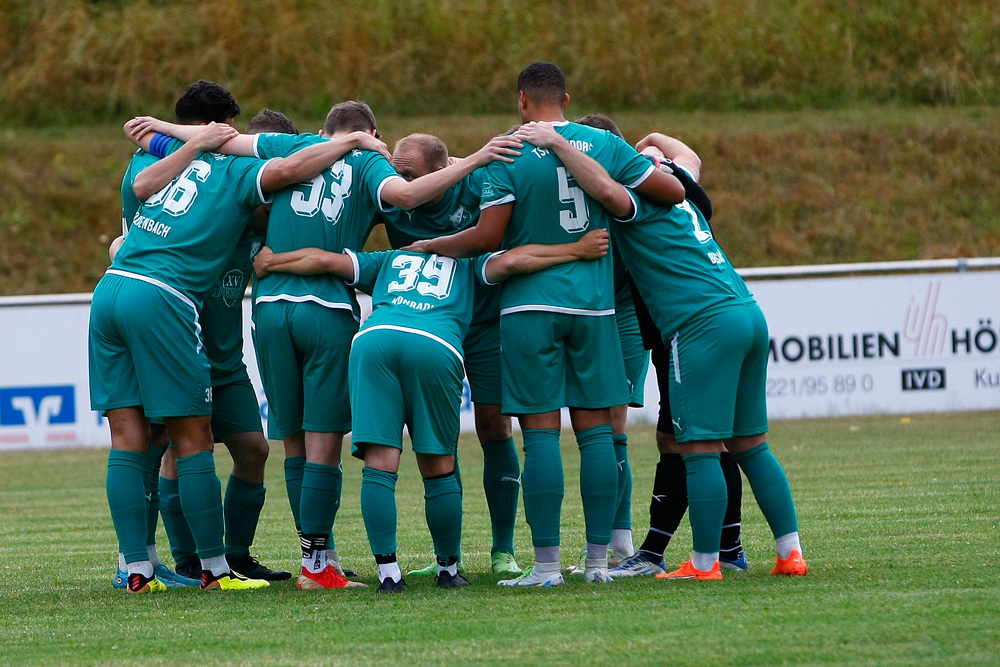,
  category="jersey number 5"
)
[556,166,589,233]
